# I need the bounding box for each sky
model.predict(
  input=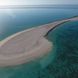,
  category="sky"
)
[0,0,78,5]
